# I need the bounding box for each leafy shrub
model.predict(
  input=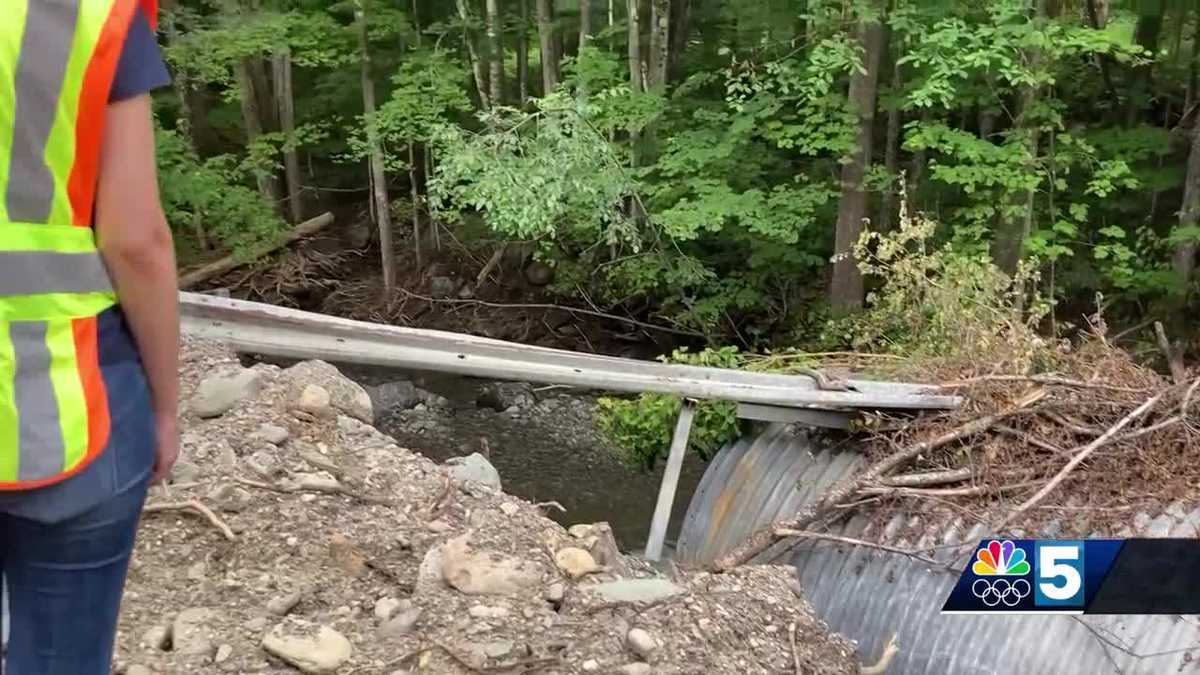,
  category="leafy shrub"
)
[596,347,744,470]
[155,126,288,261]
[826,196,1055,370]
